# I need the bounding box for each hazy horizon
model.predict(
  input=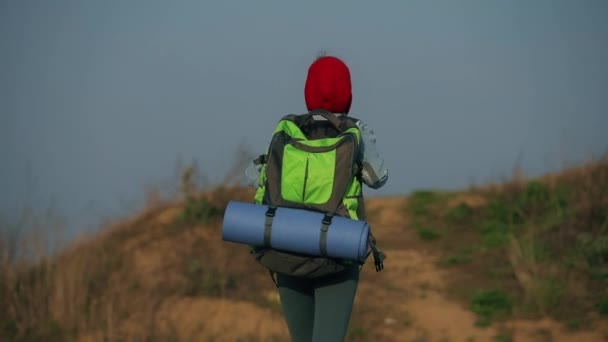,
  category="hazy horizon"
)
[2,1,607,239]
